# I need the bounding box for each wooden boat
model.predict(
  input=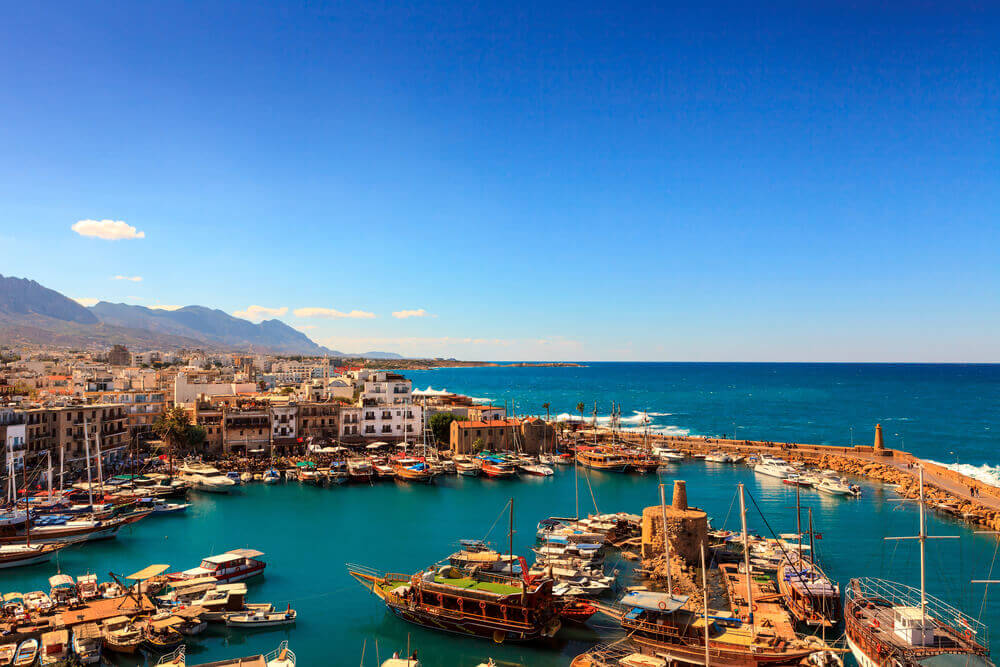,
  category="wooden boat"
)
[102,615,143,654]
[142,616,185,653]
[0,510,151,544]
[777,559,841,627]
[456,461,481,477]
[373,463,397,480]
[347,458,375,482]
[12,640,37,667]
[575,448,628,472]
[0,543,66,569]
[0,643,15,666]
[556,599,597,623]
[71,622,102,664]
[393,459,434,484]
[168,548,266,583]
[480,460,517,479]
[347,562,561,643]
[39,630,68,666]
[226,606,297,628]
